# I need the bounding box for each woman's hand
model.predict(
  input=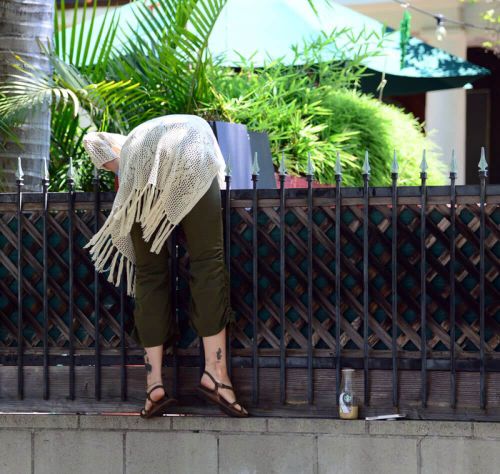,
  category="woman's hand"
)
[103,157,120,174]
